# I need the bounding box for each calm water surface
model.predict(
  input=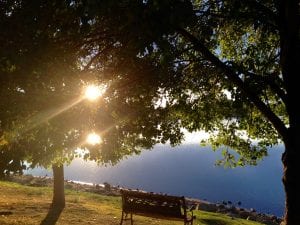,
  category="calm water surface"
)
[27,144,285,217]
